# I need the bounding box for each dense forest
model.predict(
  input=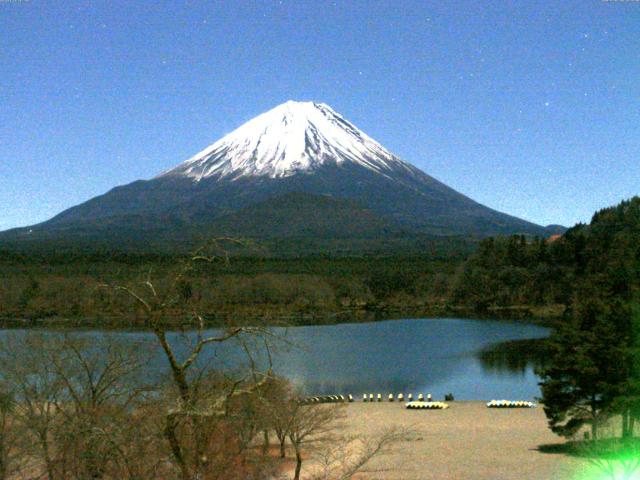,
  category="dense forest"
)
[453,197,640,315]
[533,197,640,451]
[1,197,638,328]
[0,251,465,326]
